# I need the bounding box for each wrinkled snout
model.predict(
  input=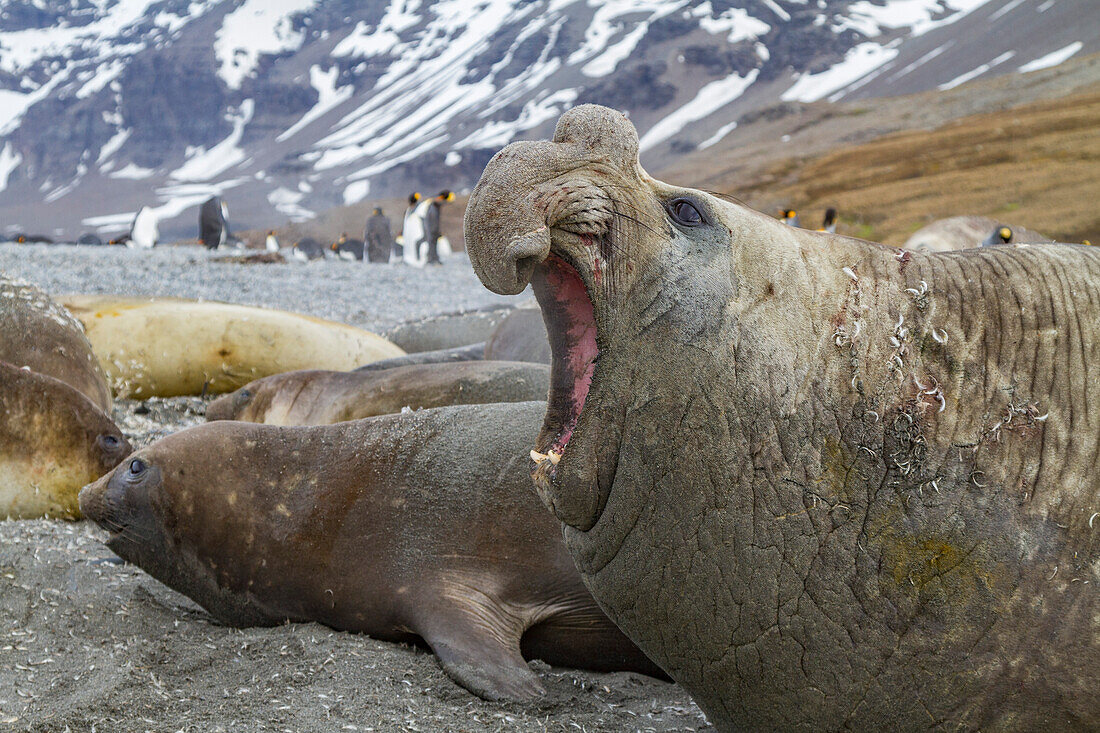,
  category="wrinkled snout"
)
[464,141,557,295]
[464,104,642,296]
